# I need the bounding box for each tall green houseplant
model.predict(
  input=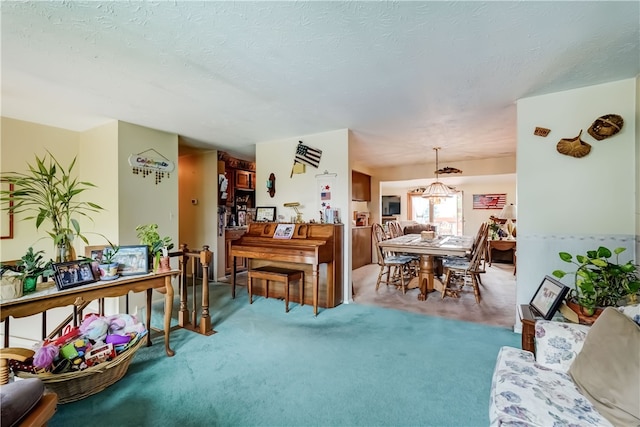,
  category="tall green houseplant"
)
[0,151,103,261]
